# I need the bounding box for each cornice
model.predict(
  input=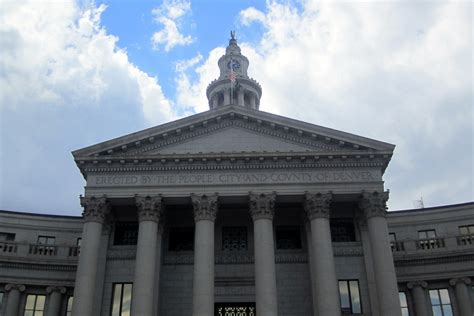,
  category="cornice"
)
[79,157,387,174]
[74,107,394,160]
[394,252,474,267]
[0,261,77,271]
